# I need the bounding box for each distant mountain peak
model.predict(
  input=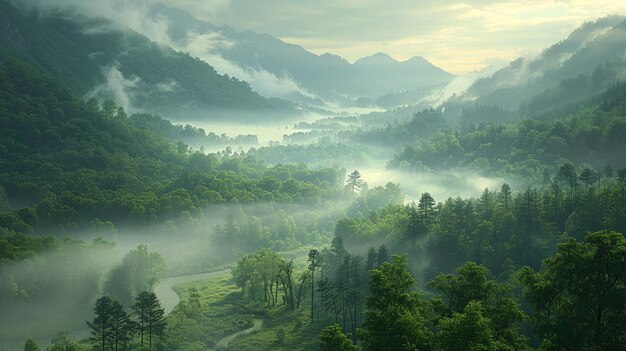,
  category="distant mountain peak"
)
[405,56,427,63]
[354,52,398,65]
